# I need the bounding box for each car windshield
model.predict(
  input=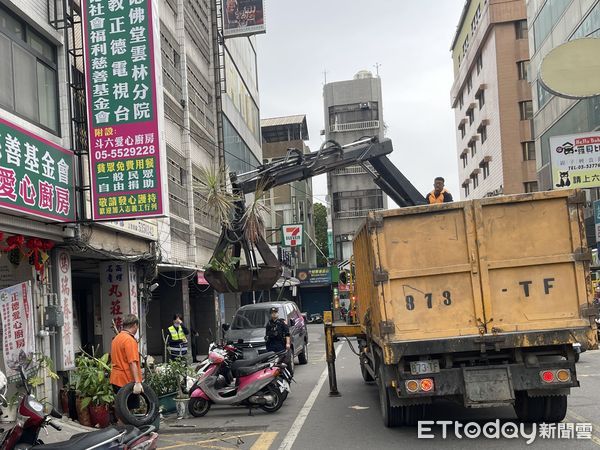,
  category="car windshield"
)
[231,307,284,329]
